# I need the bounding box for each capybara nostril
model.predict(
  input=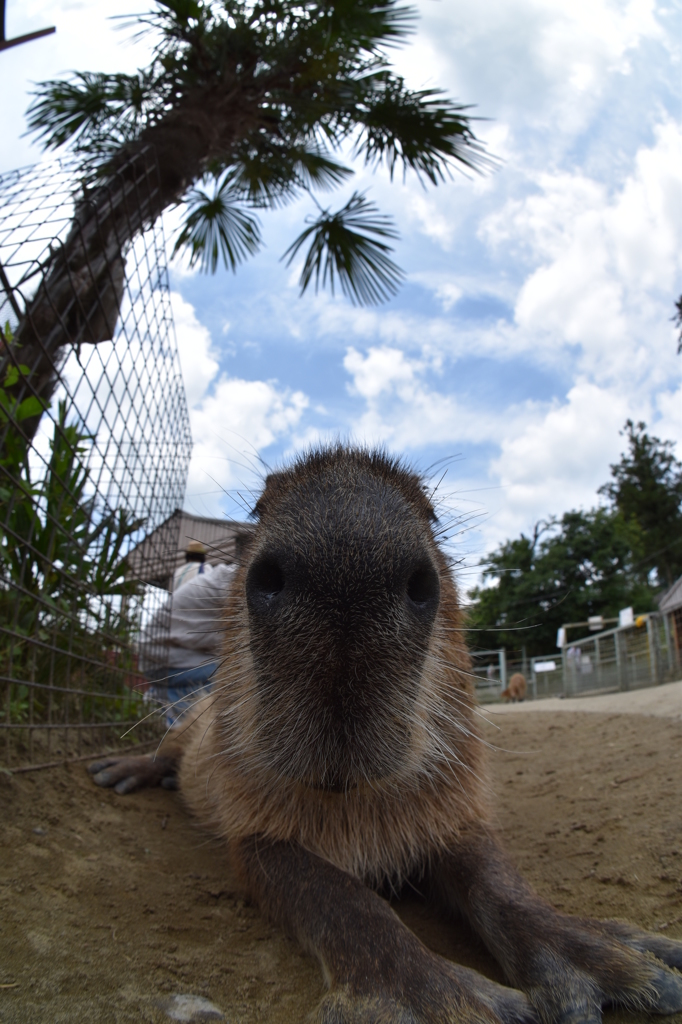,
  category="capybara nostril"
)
[406,563,440,611]
[246,555,285,610]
